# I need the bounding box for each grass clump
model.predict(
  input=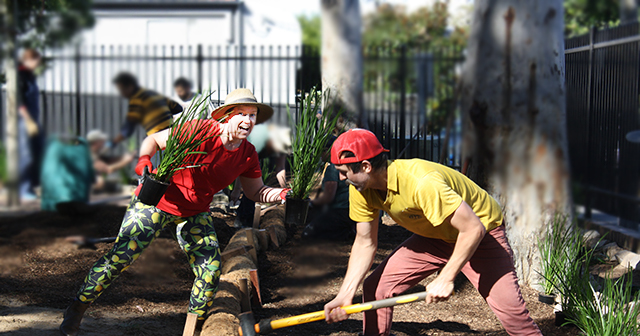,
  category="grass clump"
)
[540,215,640,335]
[153,91,217,182]
[568,273,640,336]
[287,88,341,200]
[538,214,575,295]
